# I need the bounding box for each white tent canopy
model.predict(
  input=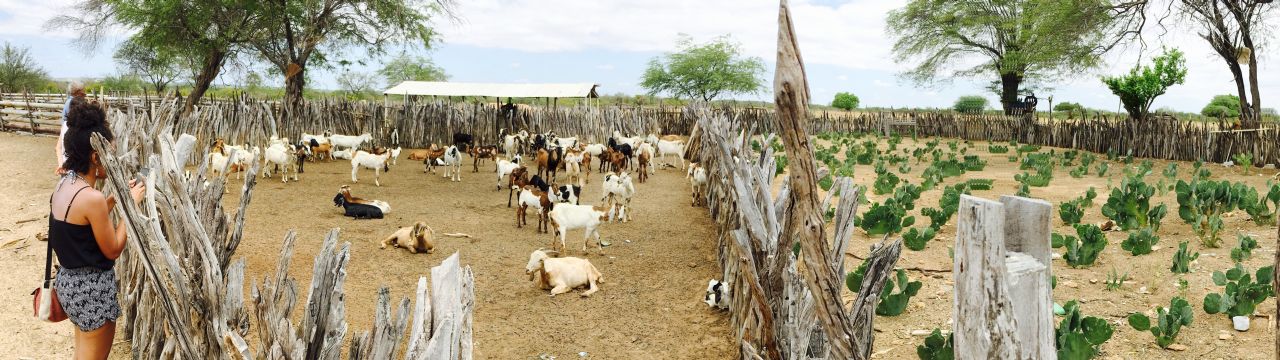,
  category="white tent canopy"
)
[383,81,599,98]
